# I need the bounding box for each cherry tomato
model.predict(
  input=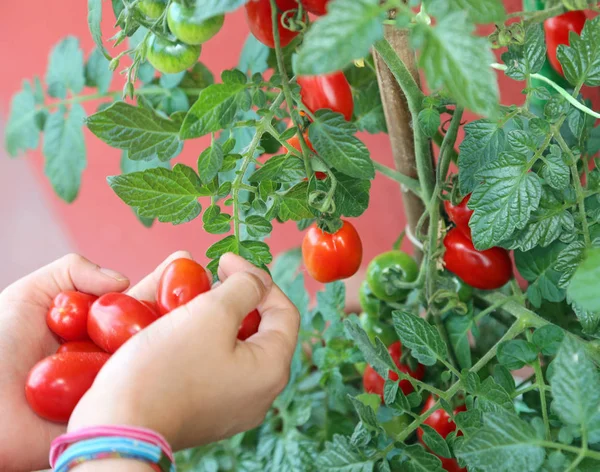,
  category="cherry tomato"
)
[444,194,473,239]
[366,250,419,303]
[443,228,512,290]
[359,281,381,318]
[297,72,354,121]
[301,0,329,16]
[25,352,110,423]
[245,0,301,48]
[88,293,159,353]
[544,11,586,76]
[287,130,327,180]
[359,312,397,347]
[362,341,425,401]
[156,258,211,315]
[137,0,167,19]
[46,291,97,341]
[238,309,261,340]
[417,395,467,472]
[140,300,160,317]
[167,3,224,45]
[146,33,201,74]
[56,341,105,354]
[302,220,362,283]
